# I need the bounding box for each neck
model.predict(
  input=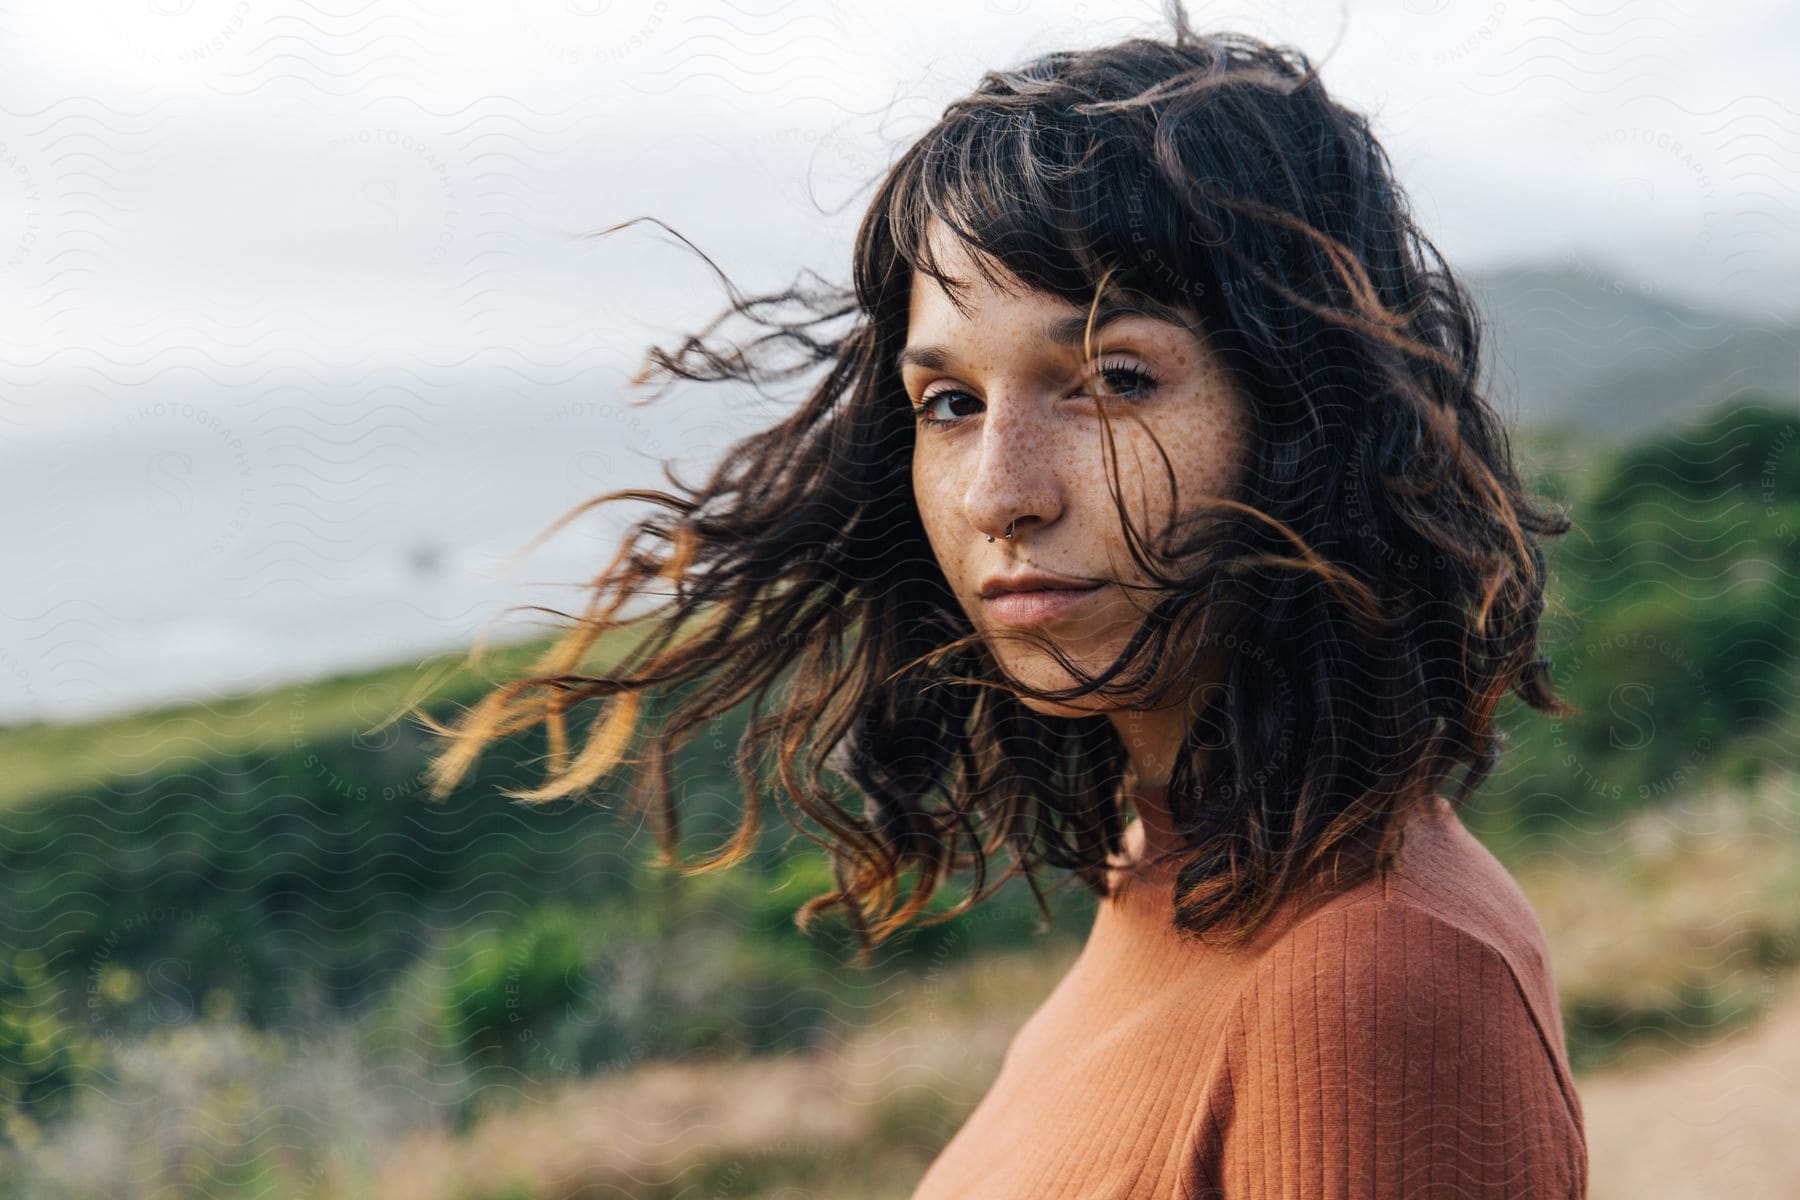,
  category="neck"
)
[1124,771,1175,836]
[1108,773,1184,886]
